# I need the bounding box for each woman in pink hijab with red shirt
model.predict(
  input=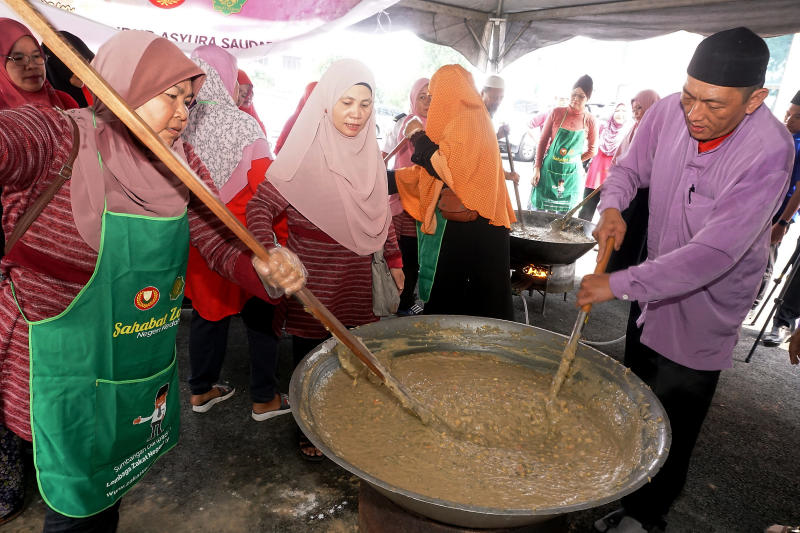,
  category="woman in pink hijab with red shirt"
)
[0,18,78,111]
[236,68,266,134]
